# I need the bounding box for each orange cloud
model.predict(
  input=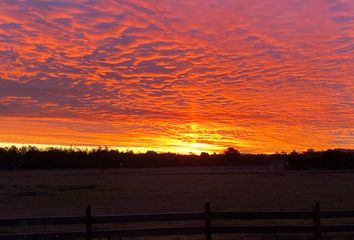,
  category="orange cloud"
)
[0,0,353,153]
